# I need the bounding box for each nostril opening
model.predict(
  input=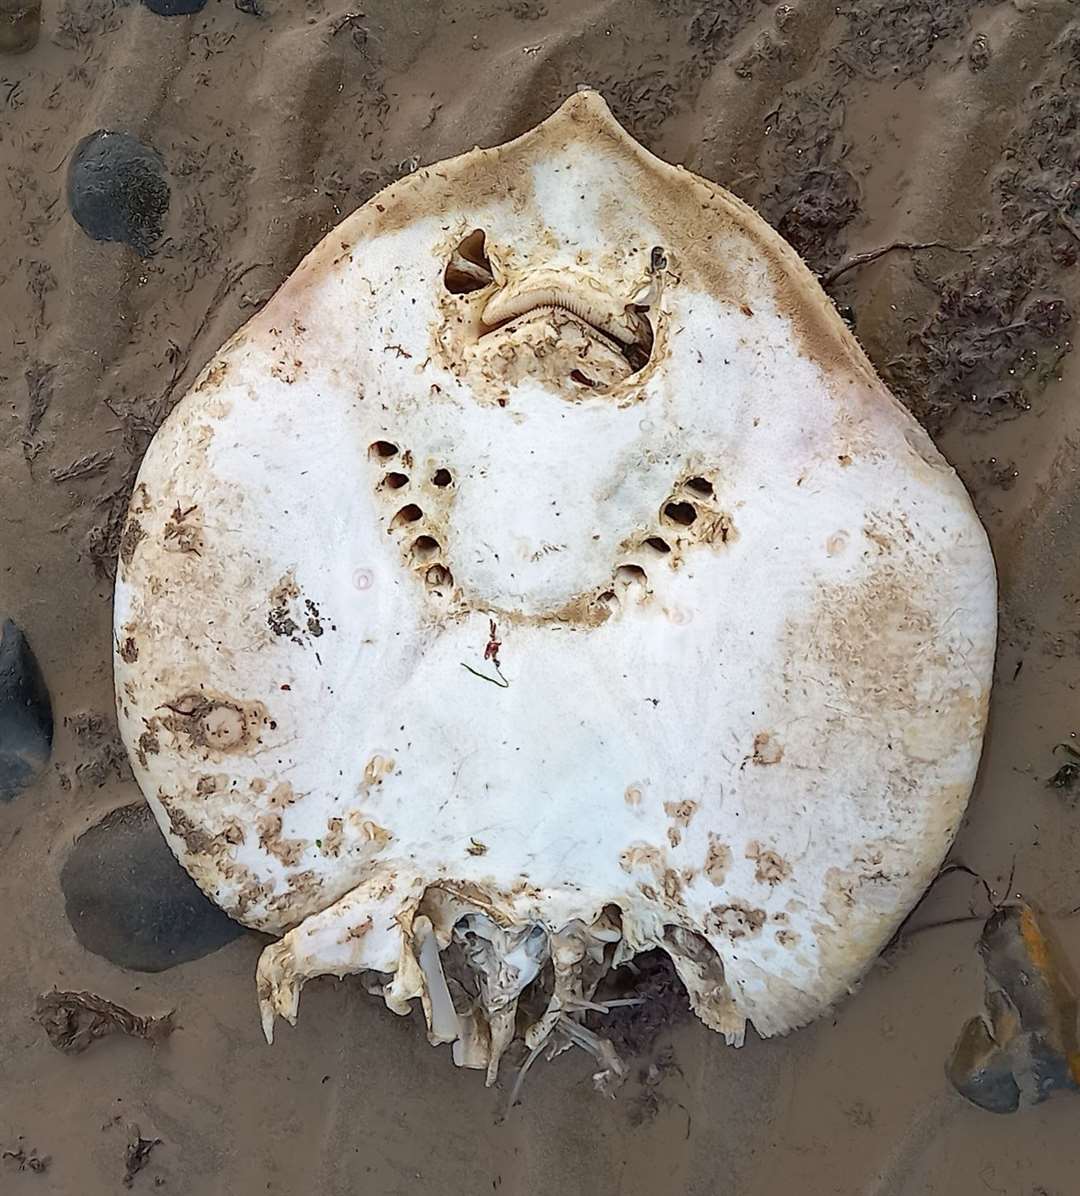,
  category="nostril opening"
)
[614,564,648,588]
[382,472,409,490]
[663,501,697,527]
[411,535,440,562]
[597,590,619,617]
[686,477,714,498]
[456,229,489,268]
[432,468,452,487]
[370,440,398,460]
[444,229,493,294]
[644,536,671,556]
[390,504,423,530]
